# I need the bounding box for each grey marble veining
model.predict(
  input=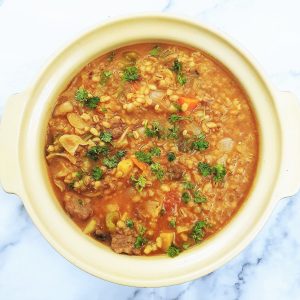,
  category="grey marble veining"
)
[0,0,300,299]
